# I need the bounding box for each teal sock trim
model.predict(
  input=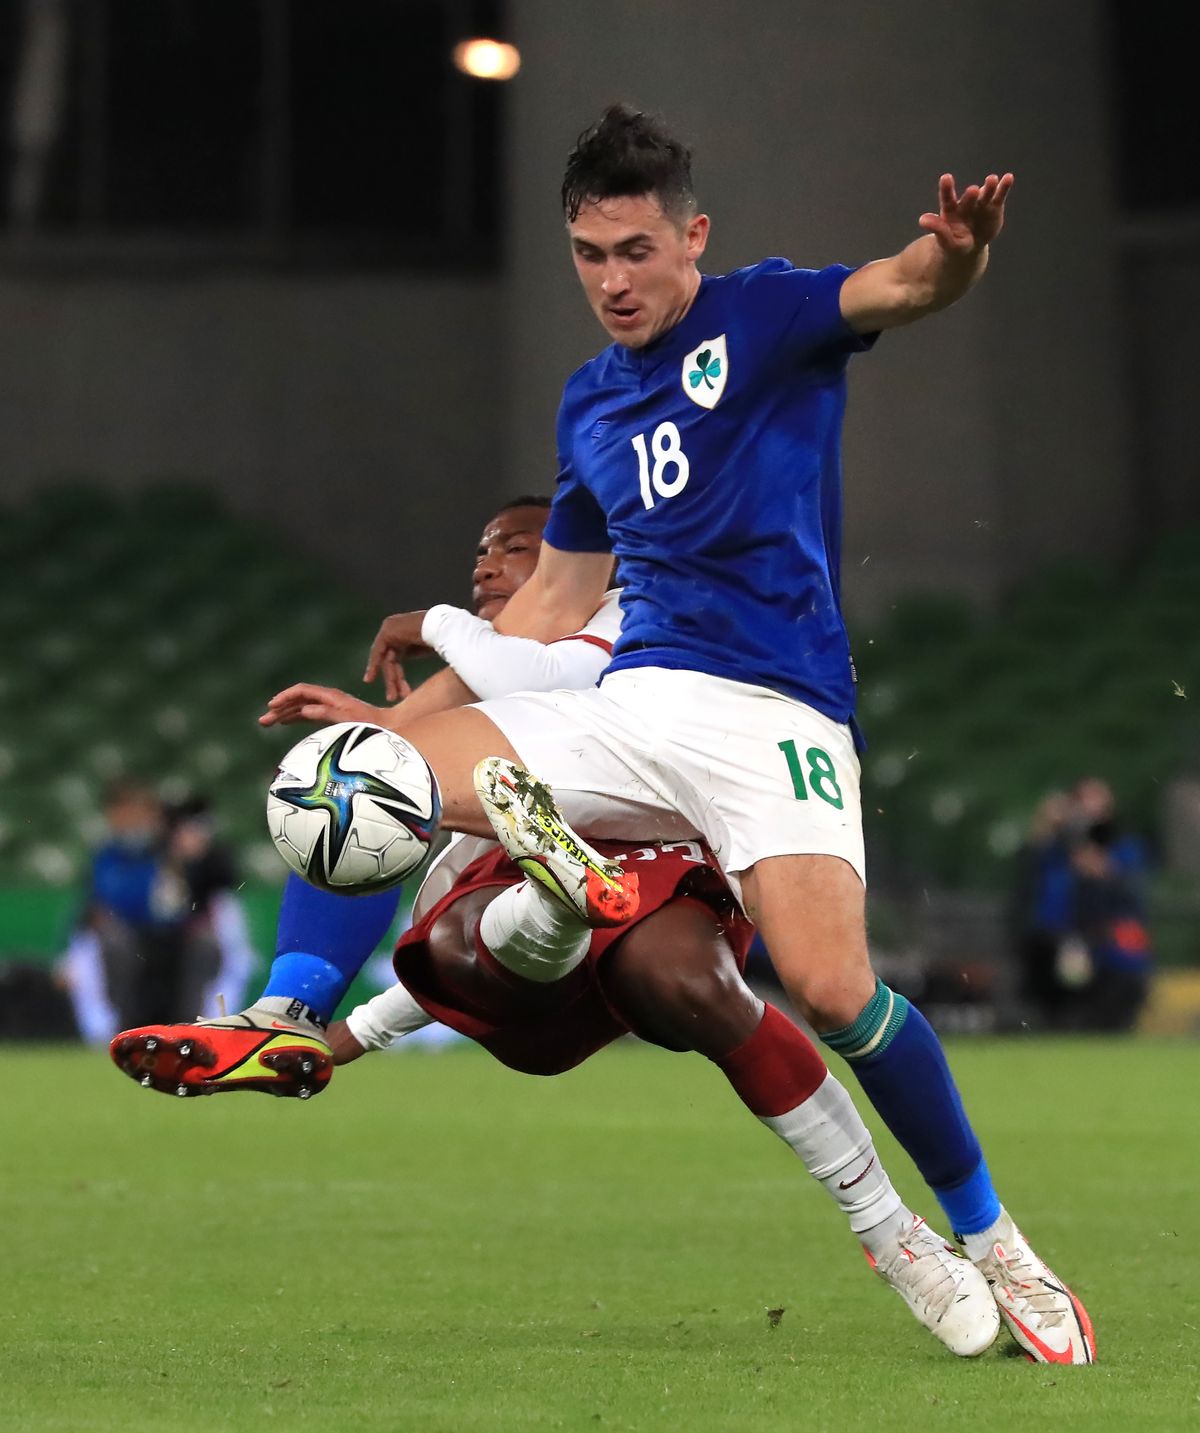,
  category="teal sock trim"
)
[820,978,910,1061]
